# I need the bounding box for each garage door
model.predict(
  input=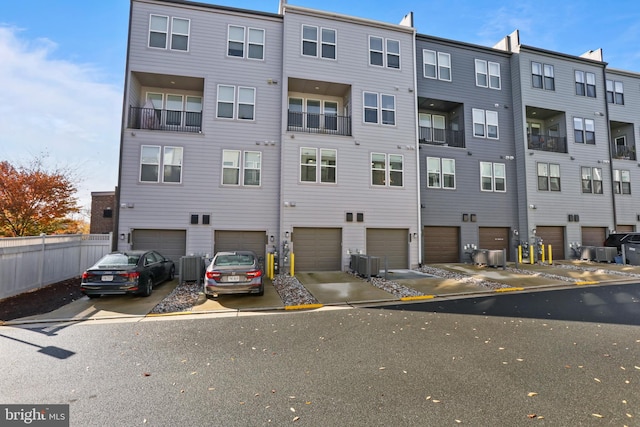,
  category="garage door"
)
[132,229,186,263]
[536,226,565,260]
[479,227,510,261]
[424,226,460,263]
[293,228,342,271]
[214,230,266,260]
[616,225,635,233]
[581,227,606,247]
[366,228,408,269]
